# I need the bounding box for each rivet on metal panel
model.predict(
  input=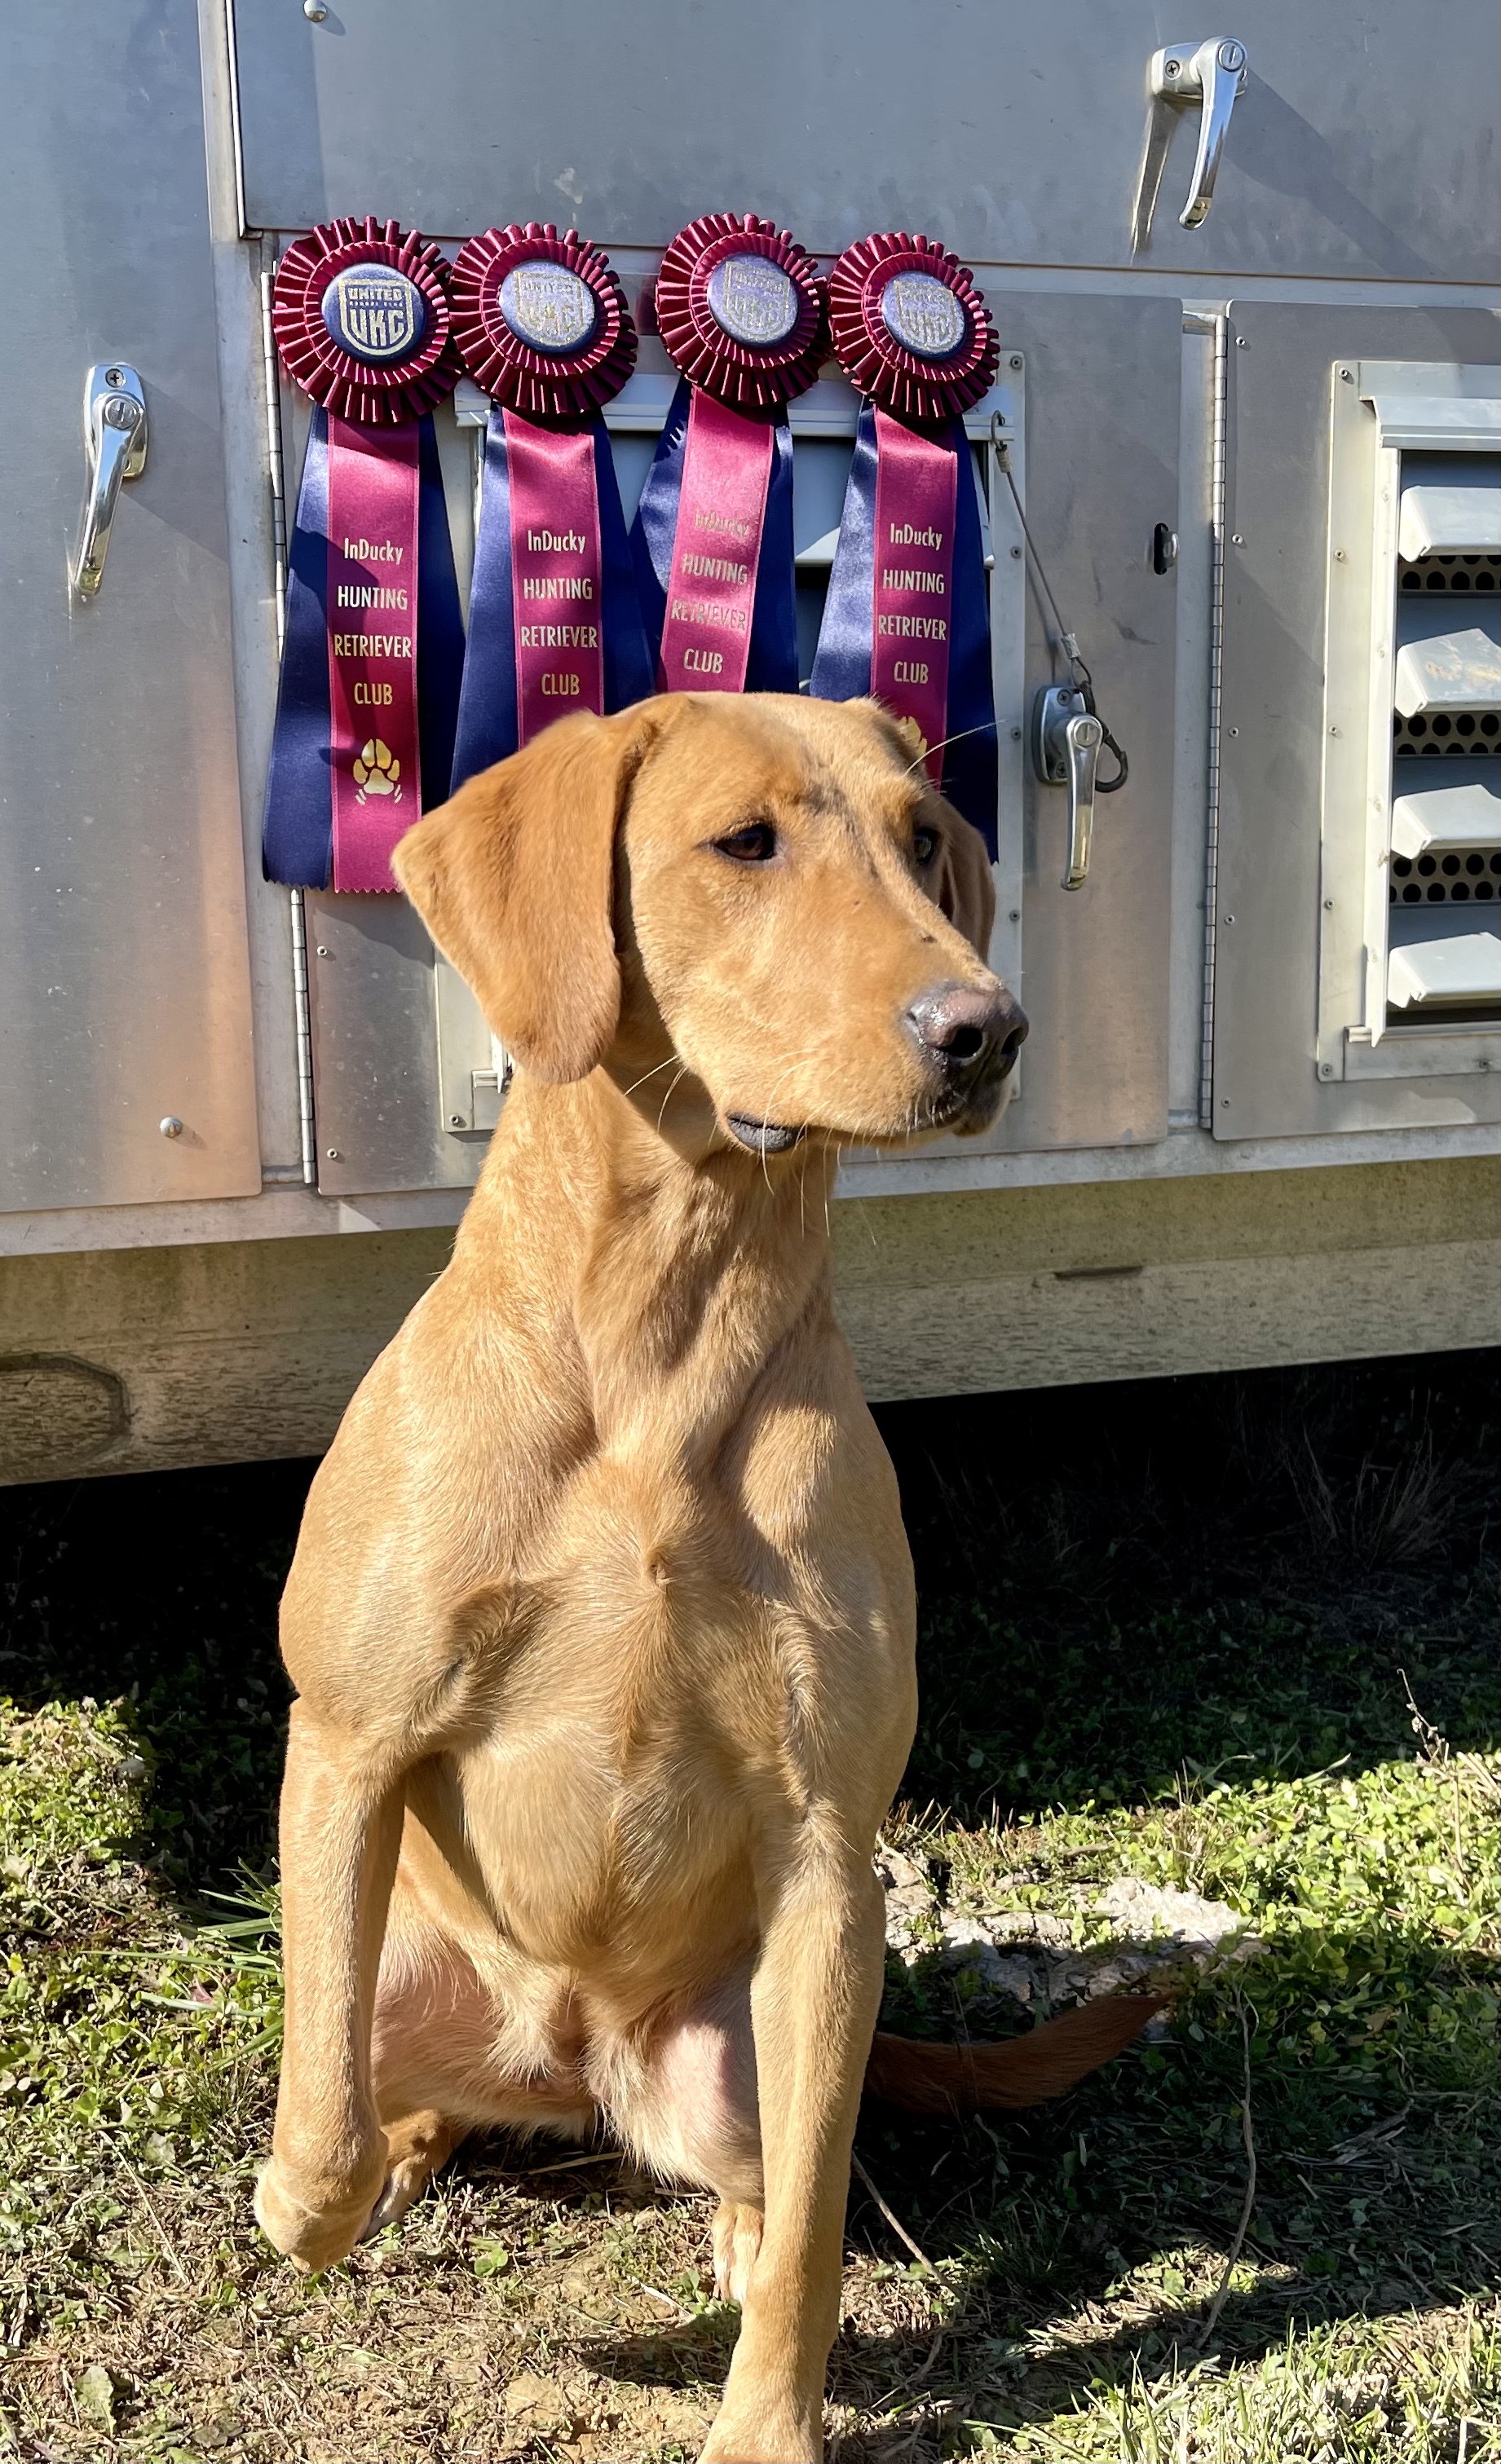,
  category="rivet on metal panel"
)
[1231,532,1244,544]
[159,1116,183,1139]
[1010,544,1022,558]
[1235,336,1247,346]
[326,1148,340,1159]
[1340,368,1354,381]
[1224,914,1235,924]
[303,0,329,18]
[1008,908,1020,921]
[1228,725,1238,735]
[316,944,330,956]
[1009,355,1023,370]
[1319,1062,1335,1078]
[1334,549,1346,561]
[1330,725,1340,736]
[1324,899,1335,910]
